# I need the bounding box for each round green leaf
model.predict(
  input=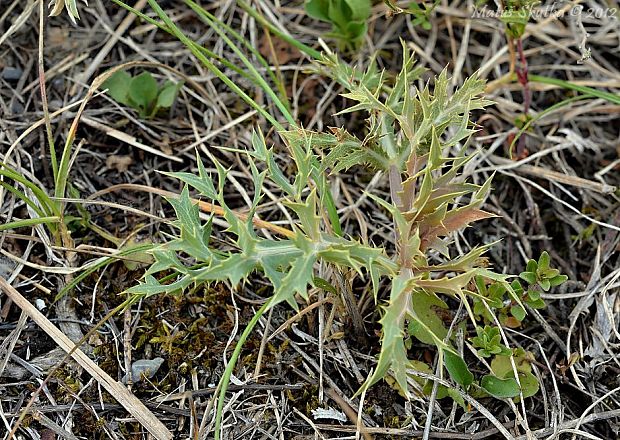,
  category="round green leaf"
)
[481,374,520,398]
[511,304,526,321]
[129,72,159,110]
[102,70,132,105]
[519,271,536,285]
[517,371,540,398]
[408,290,448,345]
[343,0,371,21]
[157,81,182,109]
[539,278,551,292]
[305,0,330,21]
[549,274,568,287]
[537,251,550,271]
